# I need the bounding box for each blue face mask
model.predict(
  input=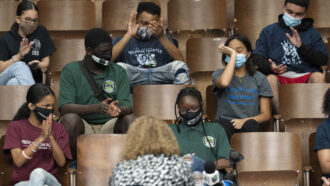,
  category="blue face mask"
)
[225,54,247,68]
[283,12,302,27]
